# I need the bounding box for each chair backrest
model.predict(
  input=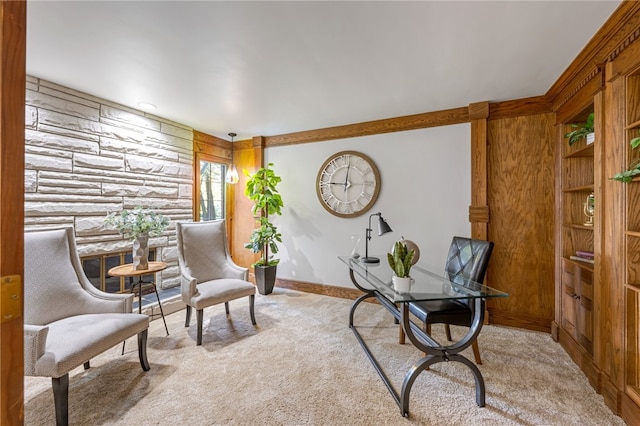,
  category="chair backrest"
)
[444,236,494,287]
[176,220,233,282]
[24,227,99,325]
